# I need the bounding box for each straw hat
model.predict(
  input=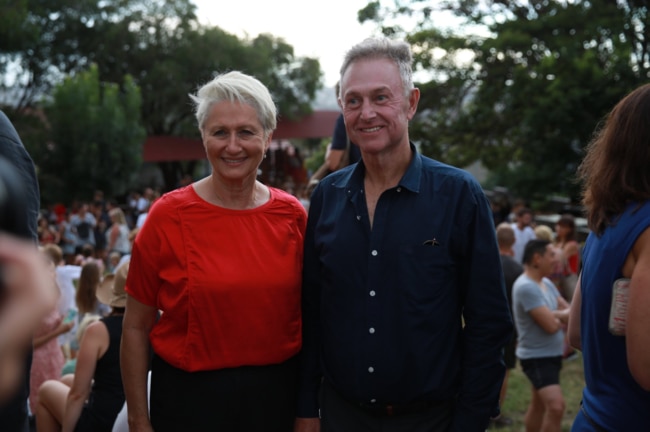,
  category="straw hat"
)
[97,260,129,308]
